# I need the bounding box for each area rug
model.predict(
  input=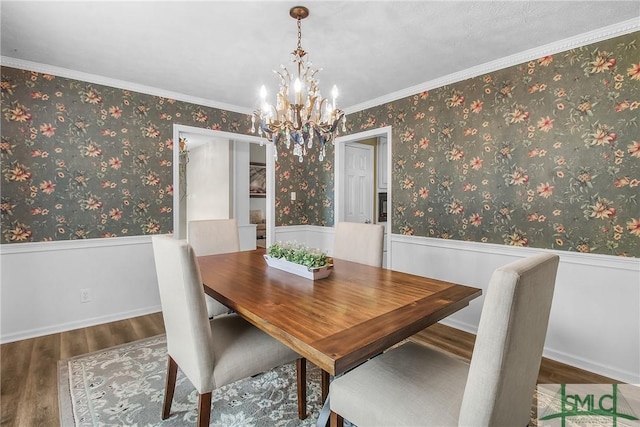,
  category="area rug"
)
[58,335,323,426]
[59,335,550,427]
